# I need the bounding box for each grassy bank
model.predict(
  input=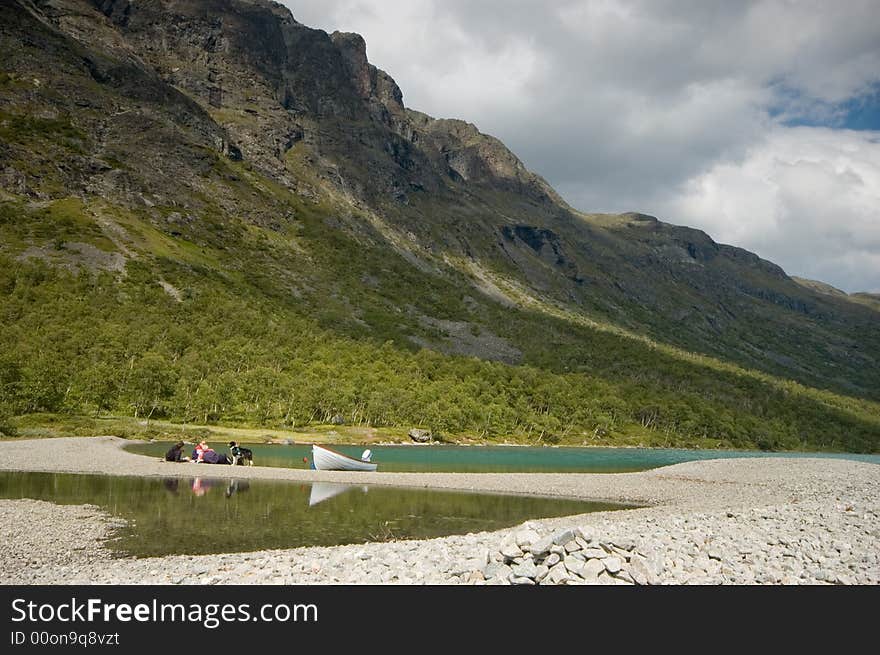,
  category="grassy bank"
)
[3,413,876,454]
